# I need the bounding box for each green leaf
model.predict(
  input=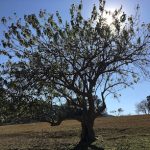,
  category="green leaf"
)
[56,11,62,24]
[4,33,10,39]
[1,17,7,24]
[120,13,126,22]
[137,37,141,44]
[54,32,58,43]
[78,3,82,10]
